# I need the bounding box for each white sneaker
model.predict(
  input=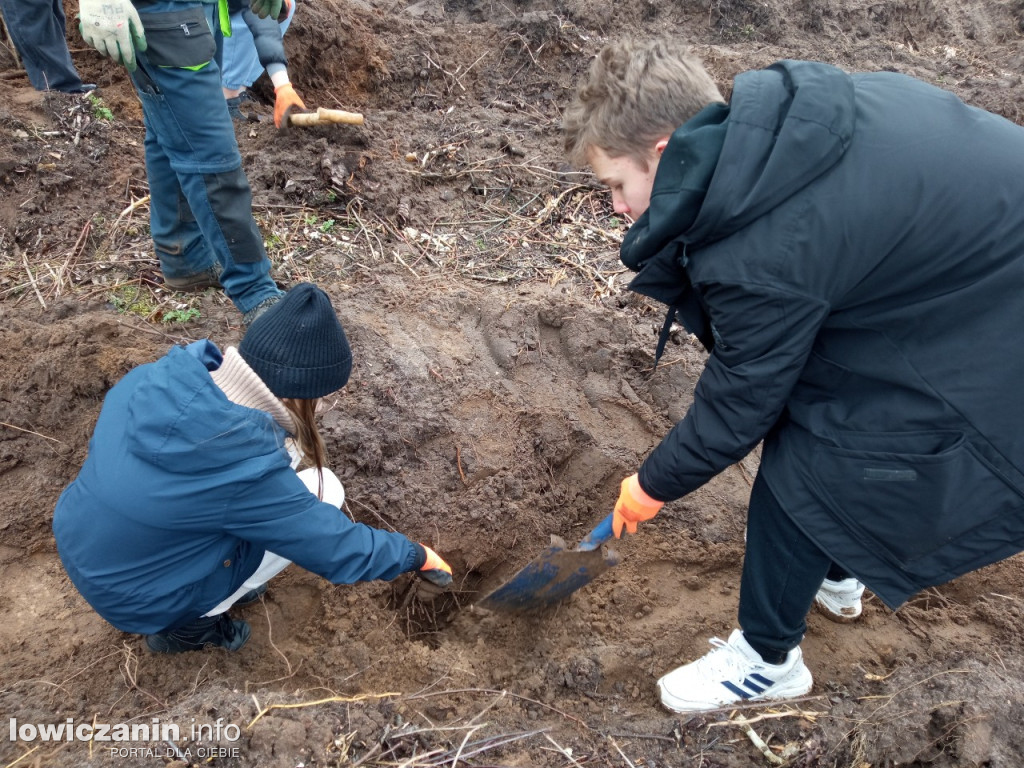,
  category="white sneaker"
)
[657,629,813,713]
[814,578,865,623]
